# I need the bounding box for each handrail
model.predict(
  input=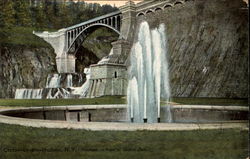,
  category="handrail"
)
[66,10,121,31]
